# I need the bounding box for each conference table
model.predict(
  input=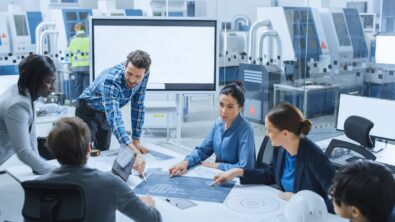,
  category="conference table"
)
[6,143,346,222]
